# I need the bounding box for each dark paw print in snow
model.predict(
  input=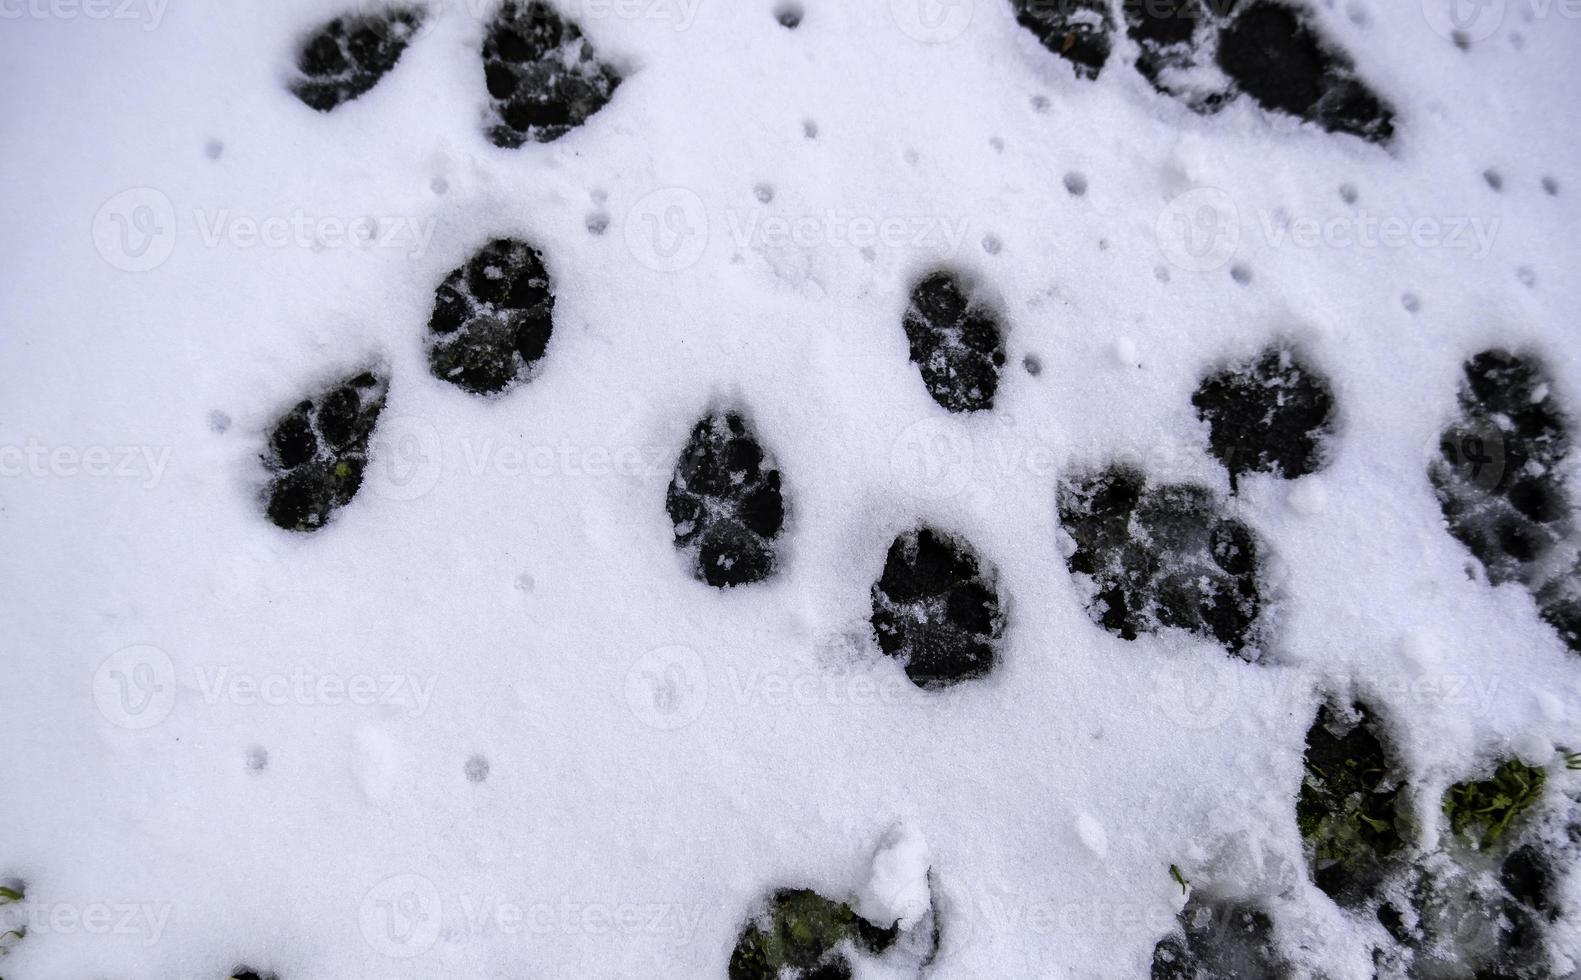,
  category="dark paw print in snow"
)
[729,887,938,980]
[290,6,424,112]
[1123,0,1234,112]
[1430,350,1579,652]
[902,271,1006,413]
[1192,344,1336,491]
[427,238,555,395]
[667,411,786,588]
[1151,897,1293,979]
[1010,0,1114,80]
[263,370,387,532]
[1057,466,1263,655]
[1216,1,1395,143]
[871,527,1005,689]
[483,0,621,148]
[1297,701,1405,908]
